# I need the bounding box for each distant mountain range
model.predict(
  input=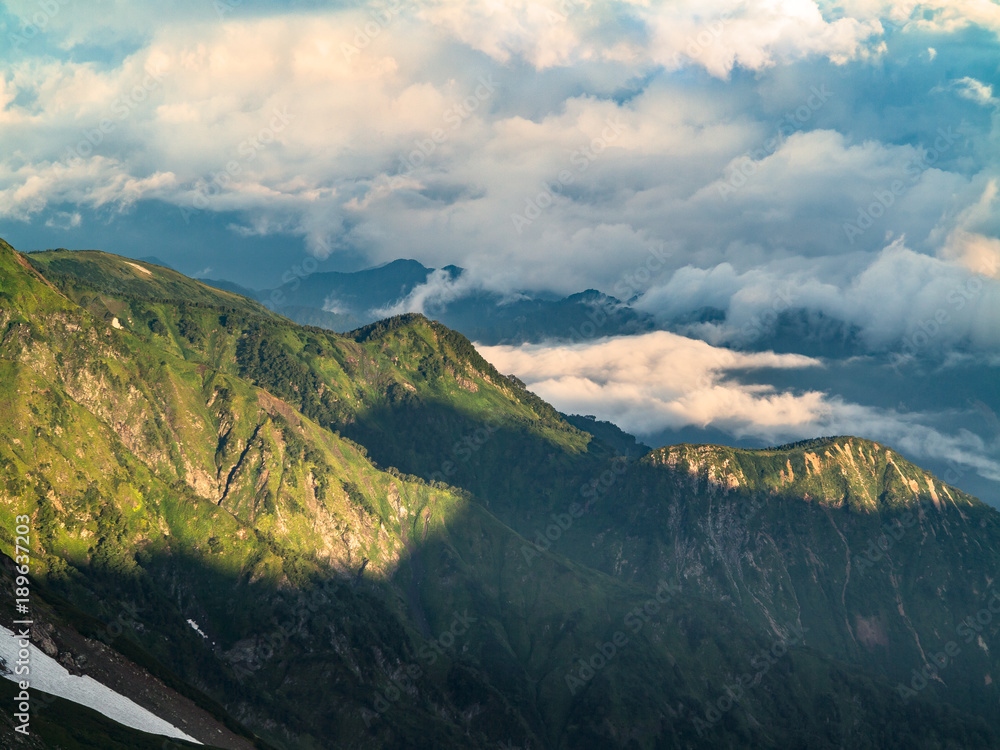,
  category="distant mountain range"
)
[2,239,1000,748]
[200,258,874,358]
[214,256,1000,507]
[205,259,657,345]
